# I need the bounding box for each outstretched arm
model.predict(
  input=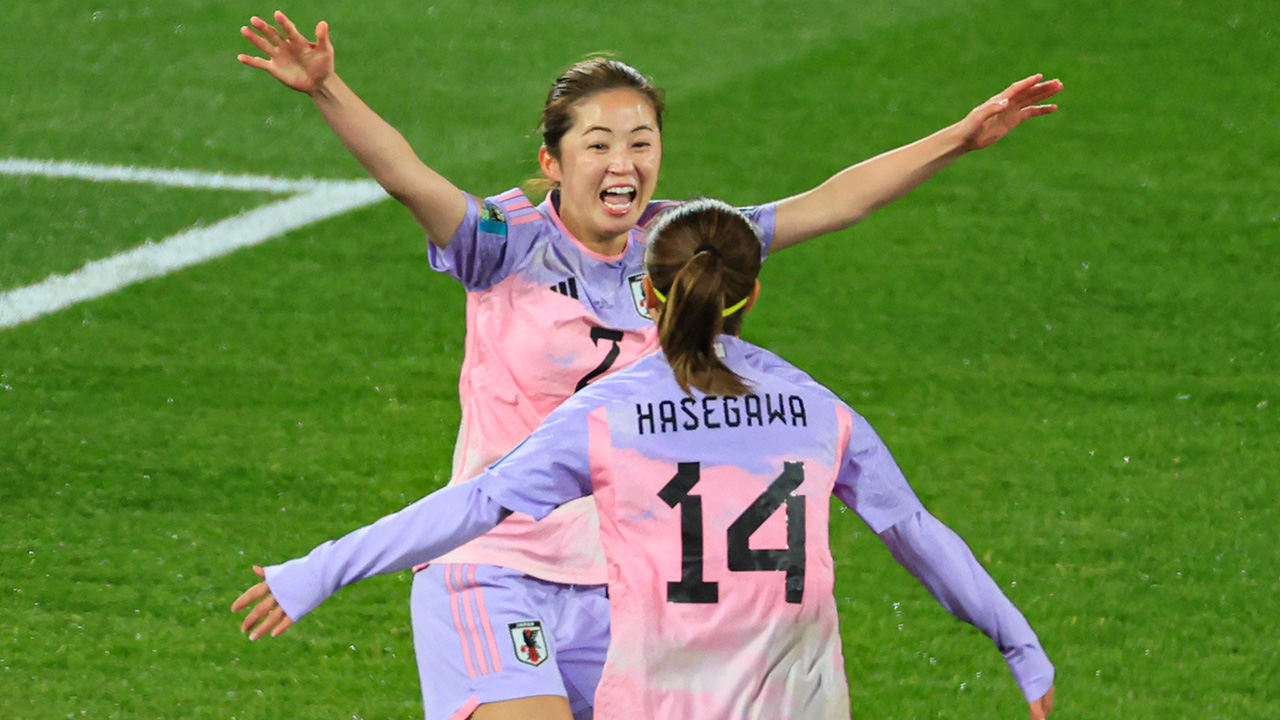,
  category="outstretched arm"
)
[238,11,467,246]
[771,74,1062,251]
[230,482,512,639]
[229,393,598,640]
[878,509,1056,719]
